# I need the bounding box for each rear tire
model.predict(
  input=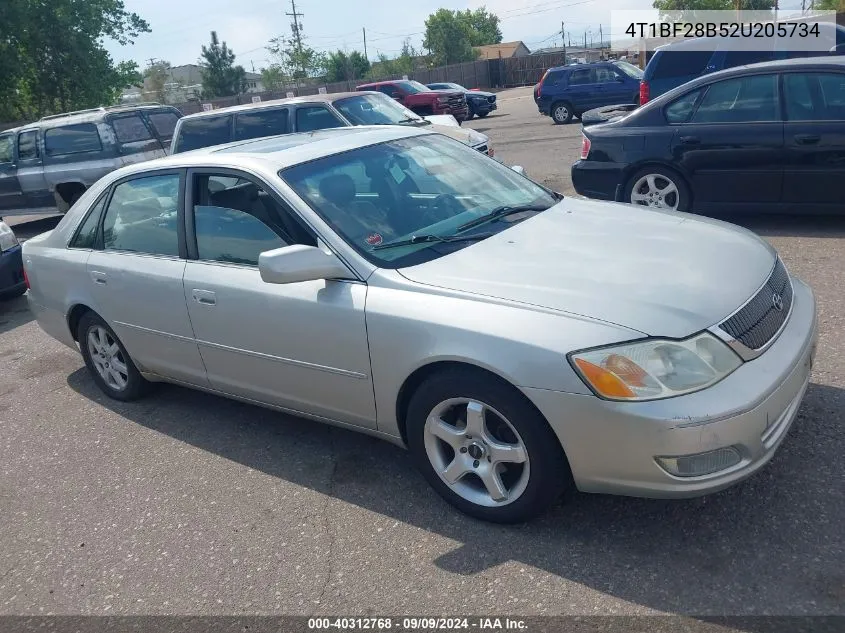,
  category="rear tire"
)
[77,311,150,401]
[406,369,572,523]
[624,166,691,212]
[551,101,573,124]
